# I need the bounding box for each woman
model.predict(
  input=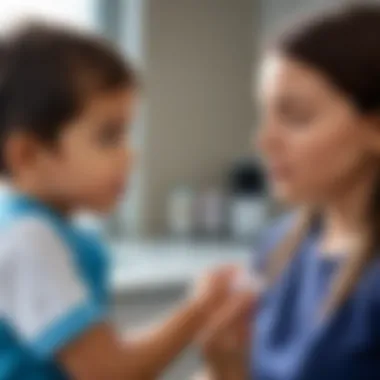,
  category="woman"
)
[199,3,380,379]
